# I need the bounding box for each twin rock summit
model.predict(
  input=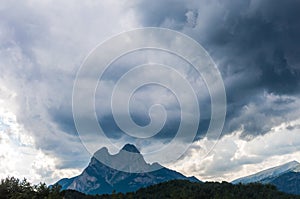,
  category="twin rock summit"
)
[56,144,199,195]
[56,144,300,195]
